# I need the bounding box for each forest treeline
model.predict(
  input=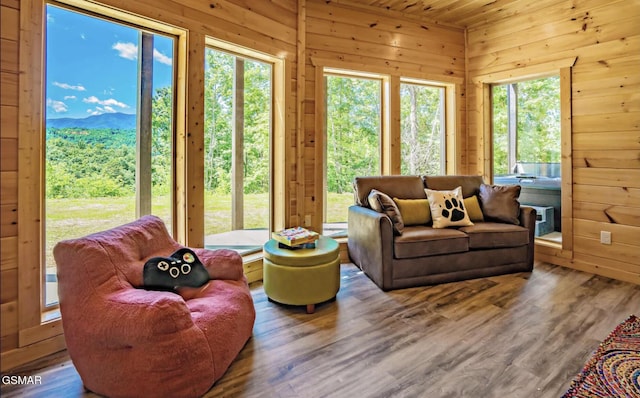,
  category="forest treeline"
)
[46,128,138,198]
[46,58,559,200]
